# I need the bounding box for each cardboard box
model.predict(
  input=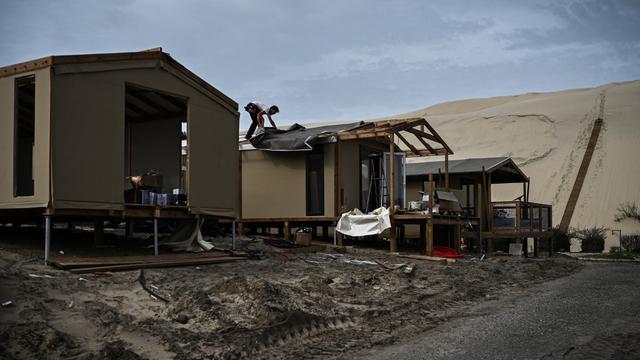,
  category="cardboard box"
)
[295,232,312,246]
